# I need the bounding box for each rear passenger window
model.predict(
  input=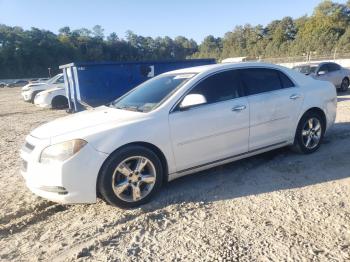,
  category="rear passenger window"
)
[328,63,341,72]
[279,72,295,88]
[240,68,283,95]
[187,70,242,105]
